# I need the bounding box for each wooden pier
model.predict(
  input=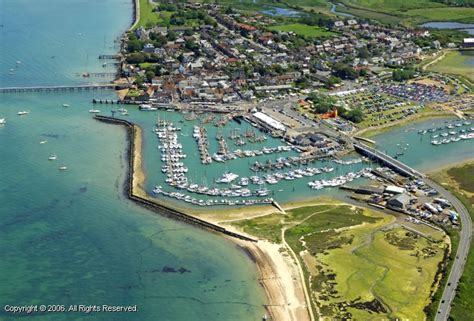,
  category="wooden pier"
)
[98,54,121,59]
[0,84,118,93]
